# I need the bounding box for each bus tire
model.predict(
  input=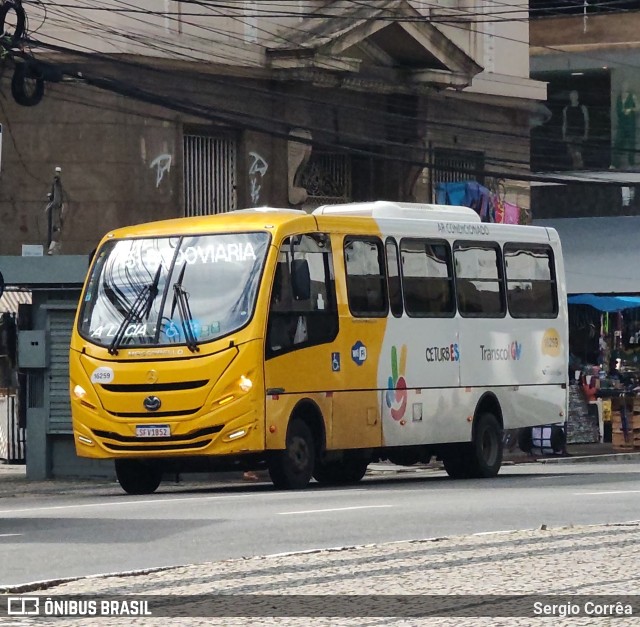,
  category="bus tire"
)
[442,446,472,479]
[551,425,566,454]
[467,413,503,478]
[313,458,368,485]
[268,419,315,489]
[115,459,162,495]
